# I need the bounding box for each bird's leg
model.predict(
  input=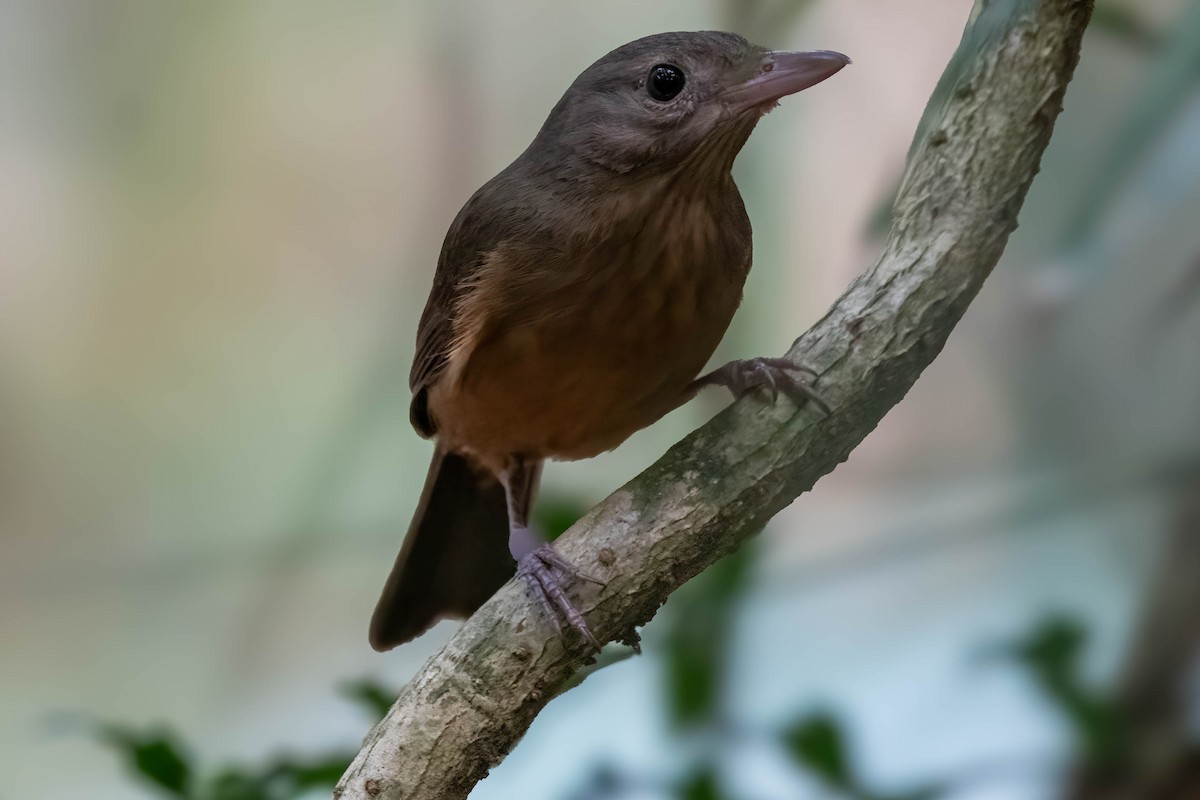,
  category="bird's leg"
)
[502,457,602,649]
[683,356,830,415]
